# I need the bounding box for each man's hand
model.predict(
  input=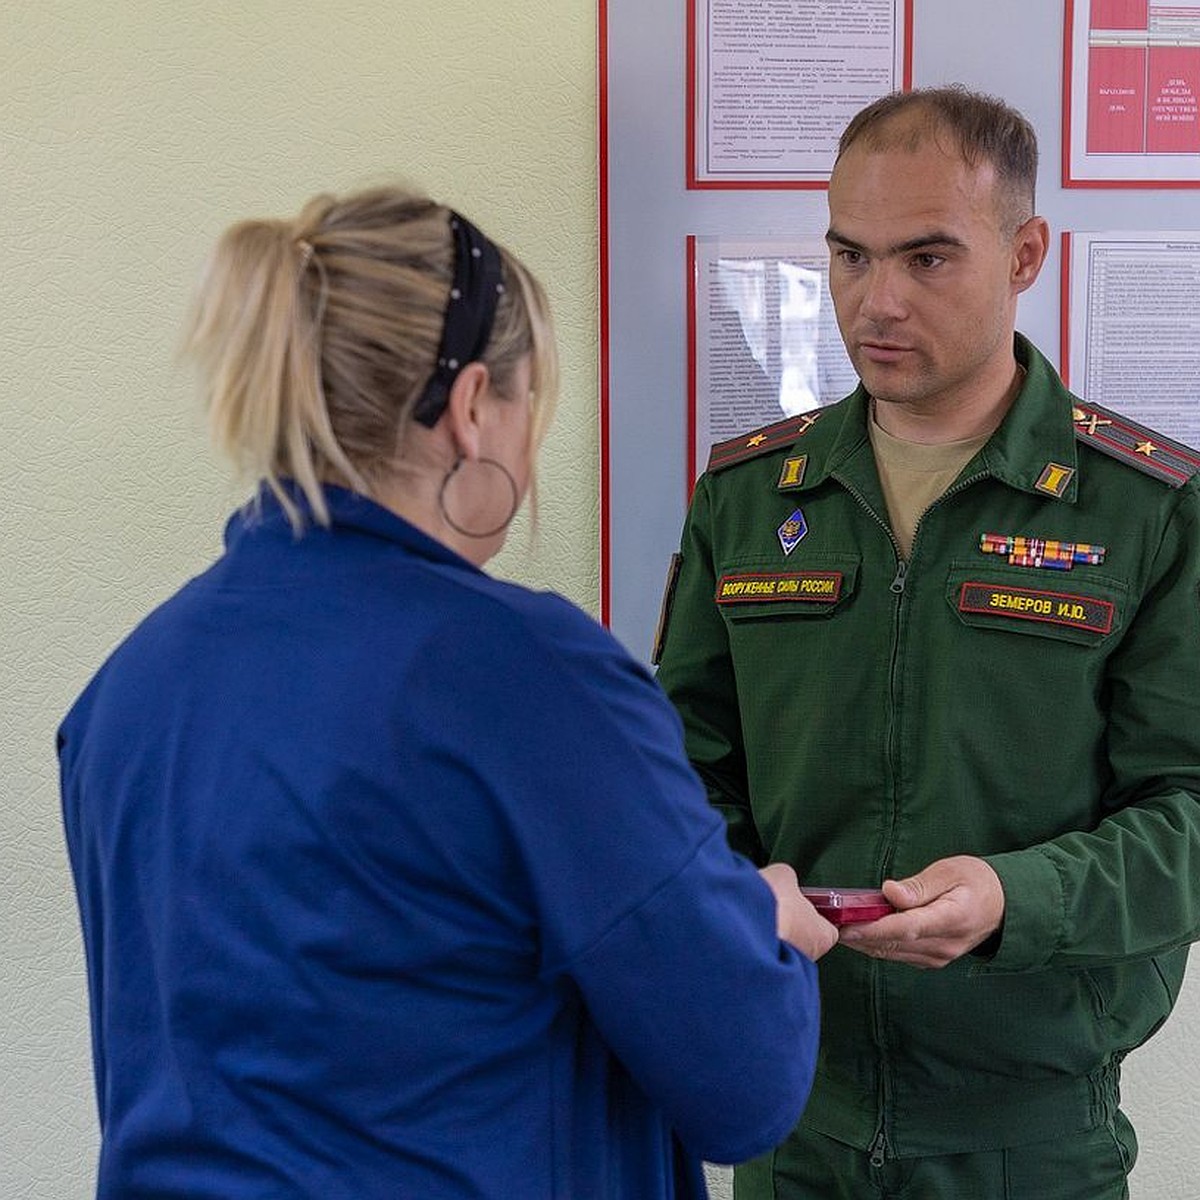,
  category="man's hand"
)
[837,856,1005,968]
[759,863,839,961]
